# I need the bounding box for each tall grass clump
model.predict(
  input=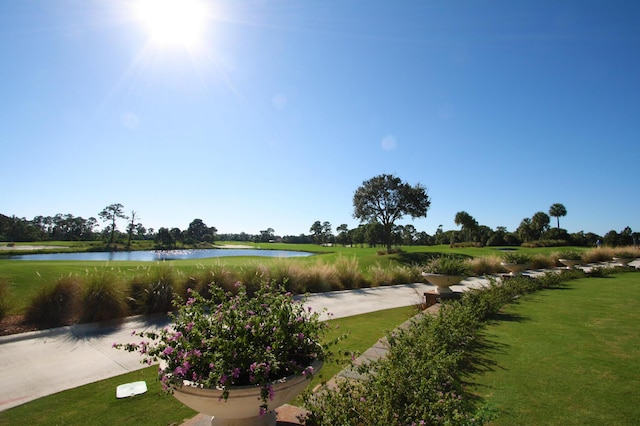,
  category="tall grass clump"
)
[529,253,556,270]
[128,264,178,315]
[613,245,640,259]
[25,275,82,327]
[333,255,363,289]
[303,261,340,292]
[582,247,615,263]
[79,269,128,323]
[368,263,395,287]
[236,263,271,296]
[0,277,12,321]
[467,255,503,275]
[269,260,307,294]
